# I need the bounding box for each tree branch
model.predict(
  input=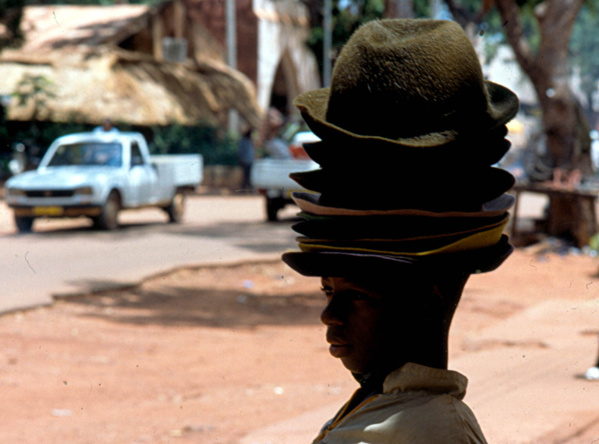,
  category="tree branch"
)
[494,0,537,78]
